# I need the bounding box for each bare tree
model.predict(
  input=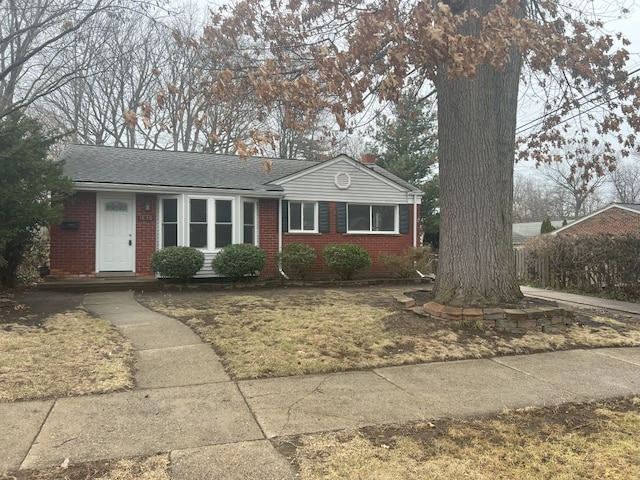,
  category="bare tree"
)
[0,0,127,119]
[539,143,610,219]
[609,155,640,204]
